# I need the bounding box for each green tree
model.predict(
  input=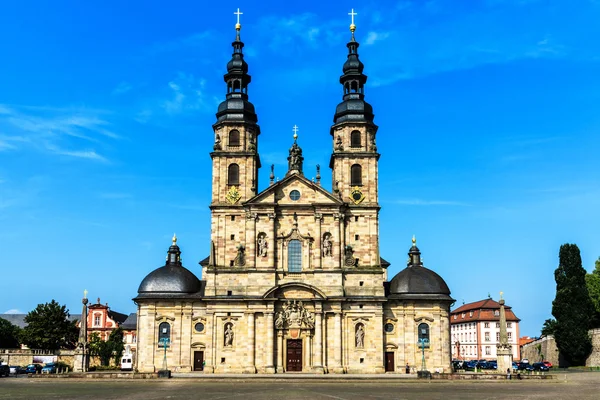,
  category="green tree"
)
[88,328,125,367]
[541,318,557,336]
[585,257,600,328]
[551,244,594,366]
[20,300,78,351]
[0,317,21,348]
